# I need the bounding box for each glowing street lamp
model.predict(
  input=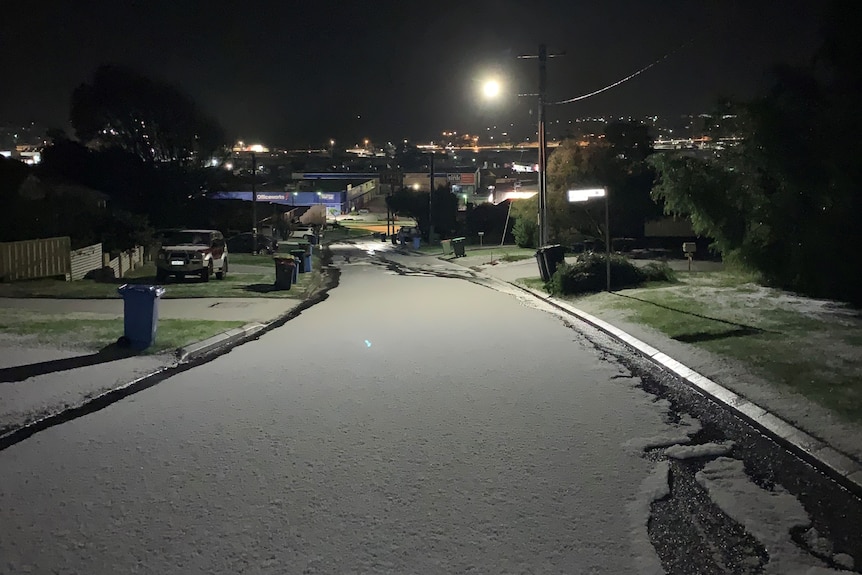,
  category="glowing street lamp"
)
[482,79,500,99]
[481,47,553,252]
[568,187,611,291]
